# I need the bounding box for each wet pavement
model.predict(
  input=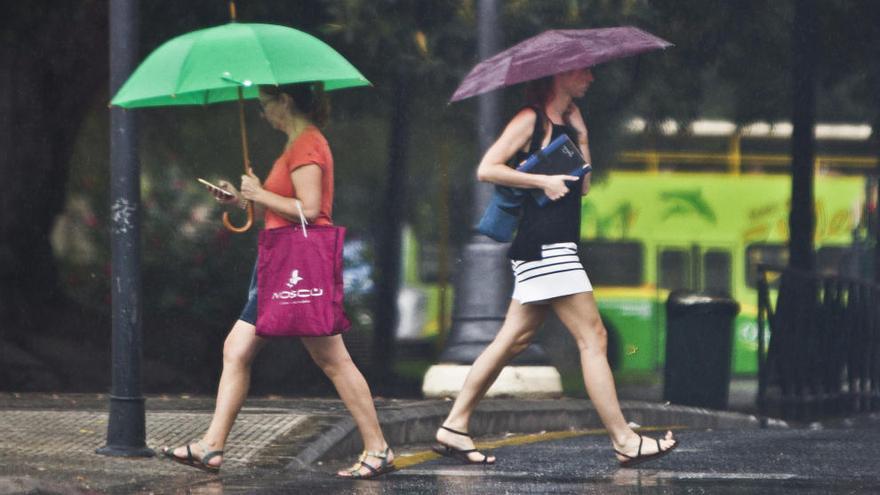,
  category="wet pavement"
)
[1,391,878,494]
[210,421,880,494]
